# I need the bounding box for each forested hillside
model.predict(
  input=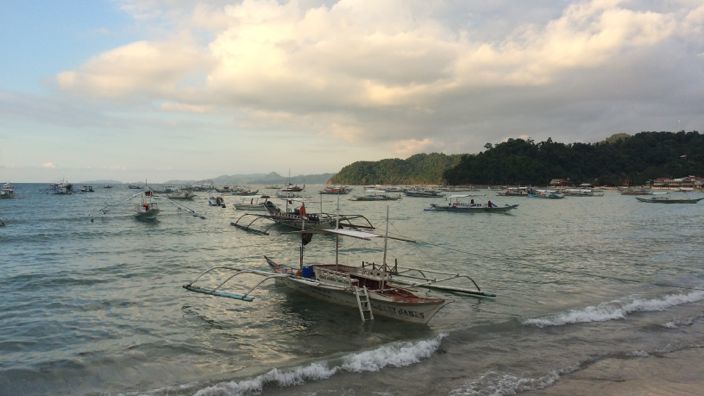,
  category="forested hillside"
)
[330,153,462,184]
[330,131,704,185]
[444,131,704,185]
